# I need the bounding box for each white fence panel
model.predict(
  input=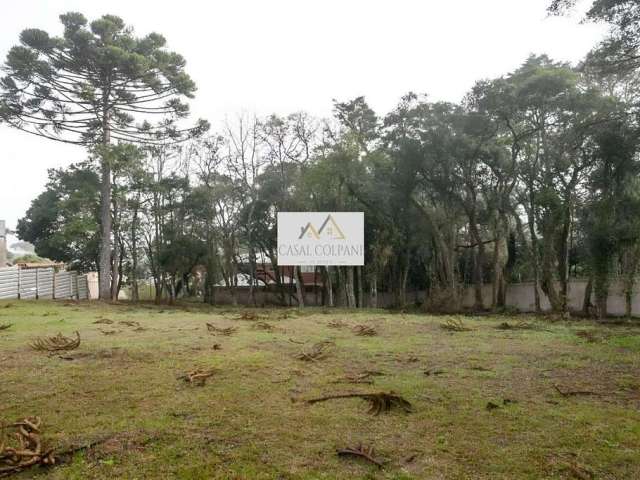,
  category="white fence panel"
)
[0,267,19,300]
[77,275,89,300]
[54,271,72,299]
[18,269,38,299]
[37,268,54,299]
